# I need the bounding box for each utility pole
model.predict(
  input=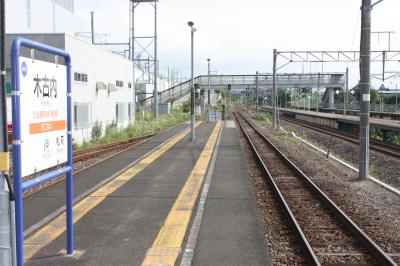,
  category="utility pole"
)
[272,49,277,128]
[359,0,372,180]
[153,1,158,119]
[130,0,139,123]
[344,67,349,115]
[255,71,259,112]
[396,84,398,113]
[207,58,210,122]
[317,73,320,112]
[188,21,195,141]
[1,0,15,264]
[90,12,95,44]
